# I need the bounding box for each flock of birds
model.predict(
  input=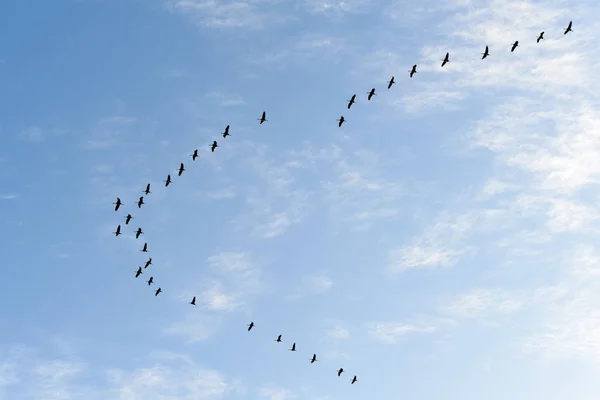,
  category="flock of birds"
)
[110,19,575,384]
